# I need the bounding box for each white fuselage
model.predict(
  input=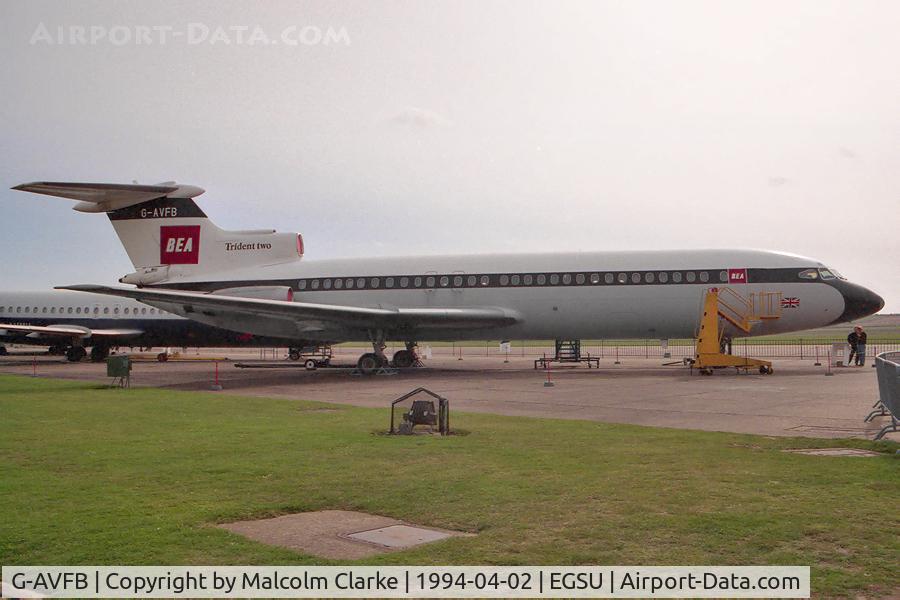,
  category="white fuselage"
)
[159,248,851,342]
